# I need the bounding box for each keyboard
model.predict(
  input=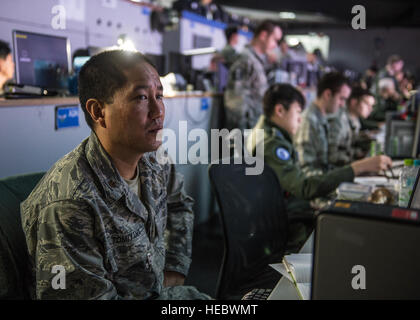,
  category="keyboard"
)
[241,288,273,300]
